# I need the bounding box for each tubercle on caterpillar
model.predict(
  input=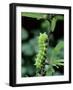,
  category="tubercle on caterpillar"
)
[34,32,48,69]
